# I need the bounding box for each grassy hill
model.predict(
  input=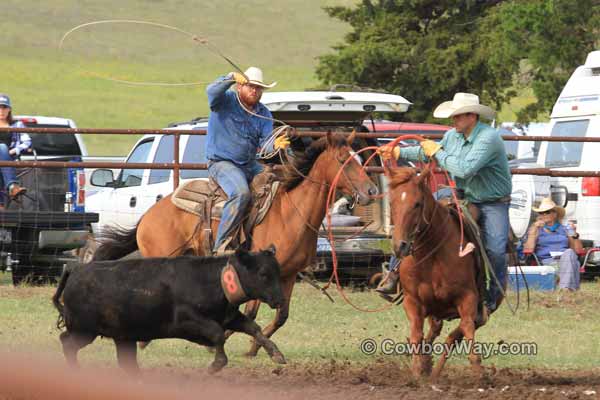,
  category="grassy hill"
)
[1,0,356,155]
